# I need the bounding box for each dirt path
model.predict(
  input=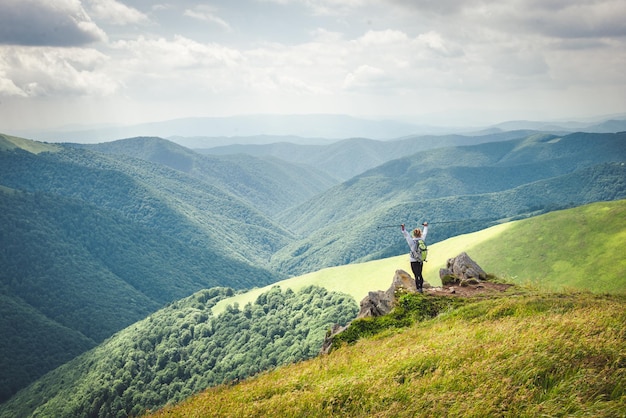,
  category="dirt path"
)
[426,281,514,297]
